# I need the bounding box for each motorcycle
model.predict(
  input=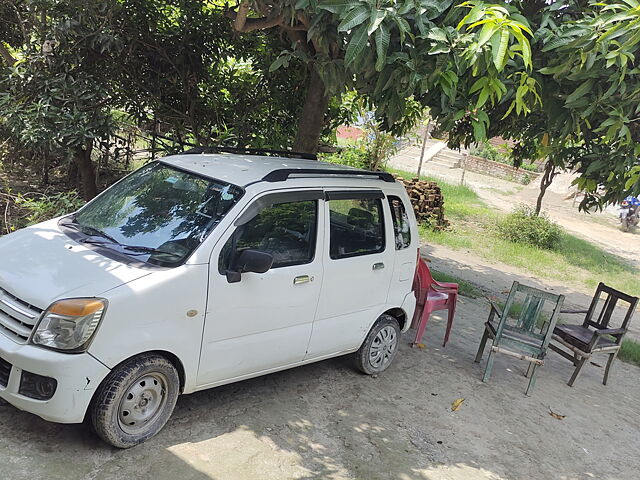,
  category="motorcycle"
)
[619,196,640,231]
